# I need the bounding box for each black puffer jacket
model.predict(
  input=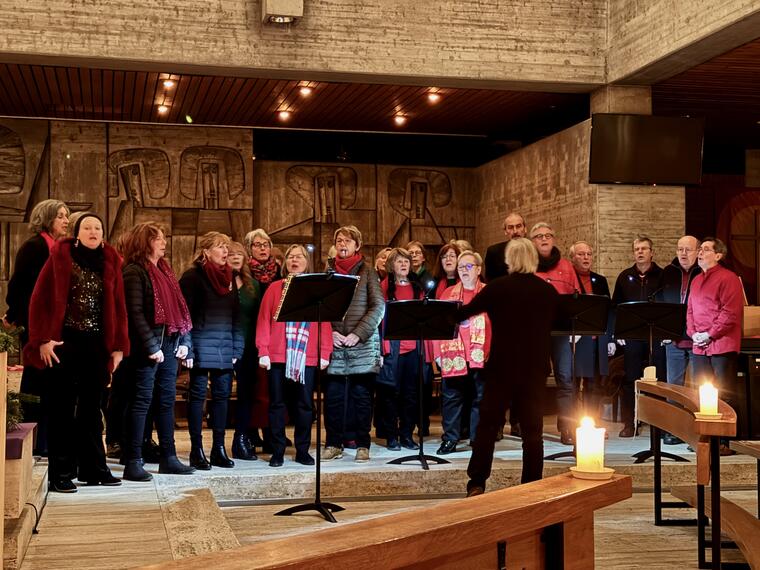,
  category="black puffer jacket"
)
[179,263,244,369]
[326,258,384,376]
[123,263,191,360]
[5,233,49,339]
